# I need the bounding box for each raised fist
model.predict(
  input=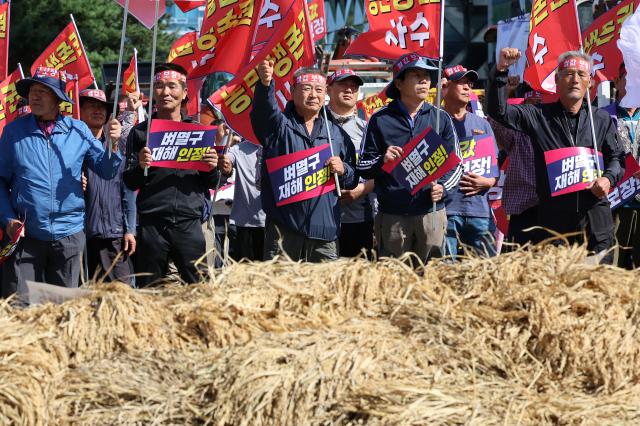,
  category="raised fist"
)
[257,59,275,87]
[498,48,522,72]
